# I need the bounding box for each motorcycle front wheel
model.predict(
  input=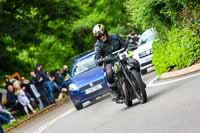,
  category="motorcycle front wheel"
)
[129,69,147,104]
[122,81,133,107]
